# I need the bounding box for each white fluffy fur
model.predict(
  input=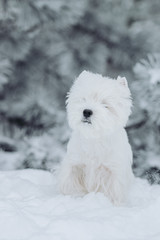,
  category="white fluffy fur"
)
[59,71,134,205]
